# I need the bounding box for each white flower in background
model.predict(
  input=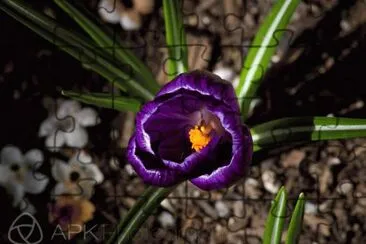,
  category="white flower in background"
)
[98,0,125,24]
[19,198,36,214]
[39,99,100,151]
[51,151,104,199]
[98,0,154,30]
[0,146,49,209]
